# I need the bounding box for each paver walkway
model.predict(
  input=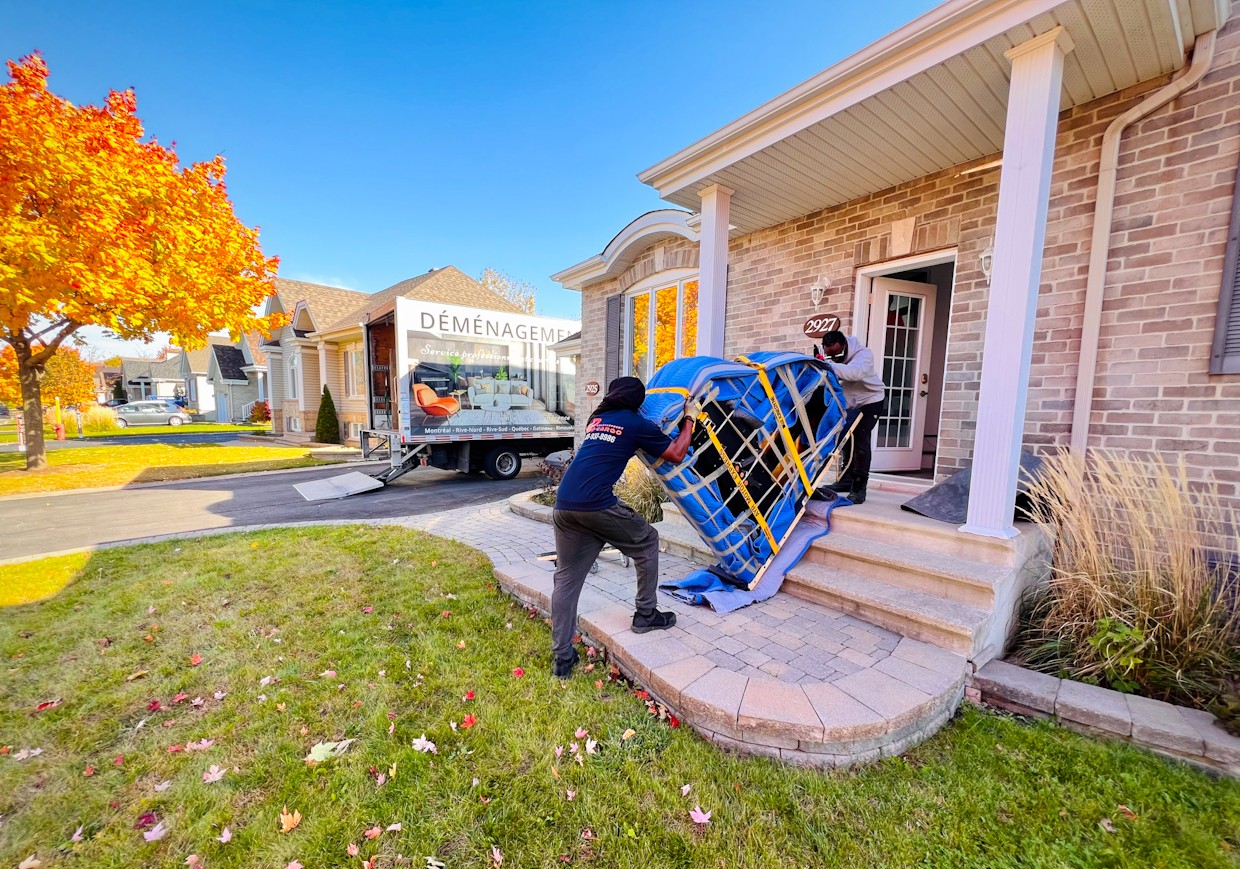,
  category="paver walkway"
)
[404,496,969,767]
